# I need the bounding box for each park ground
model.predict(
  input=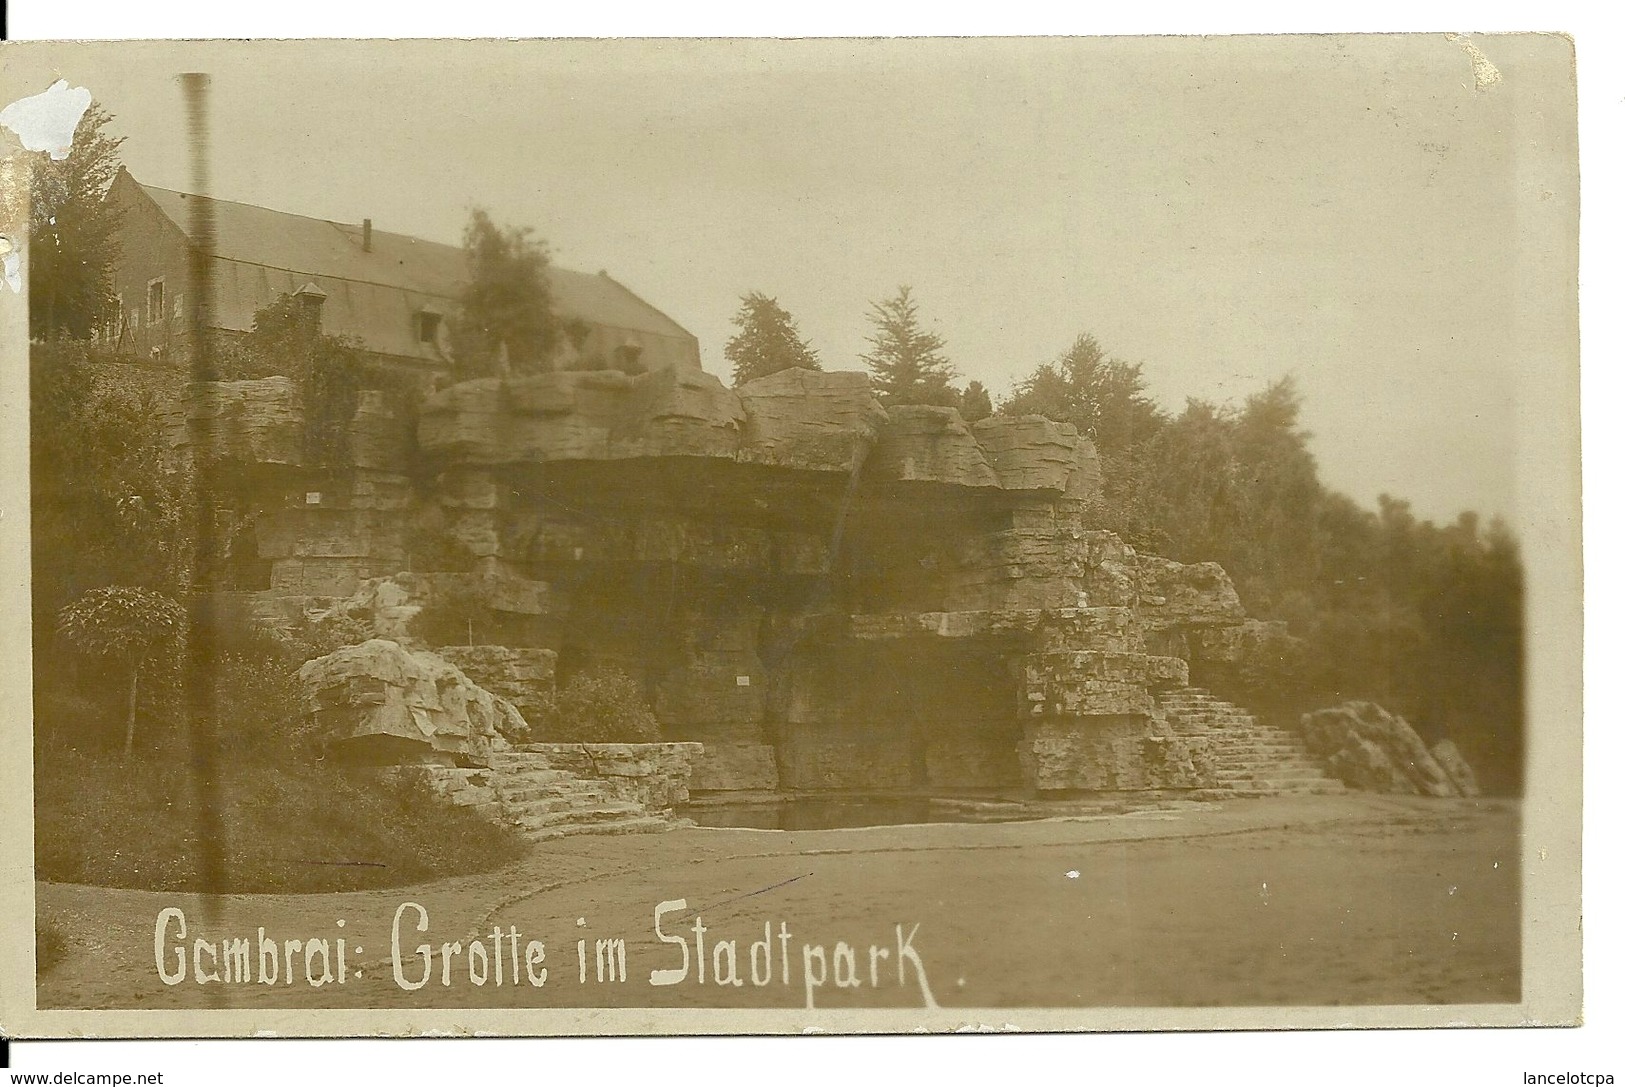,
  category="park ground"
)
[35,792,1519,1011]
